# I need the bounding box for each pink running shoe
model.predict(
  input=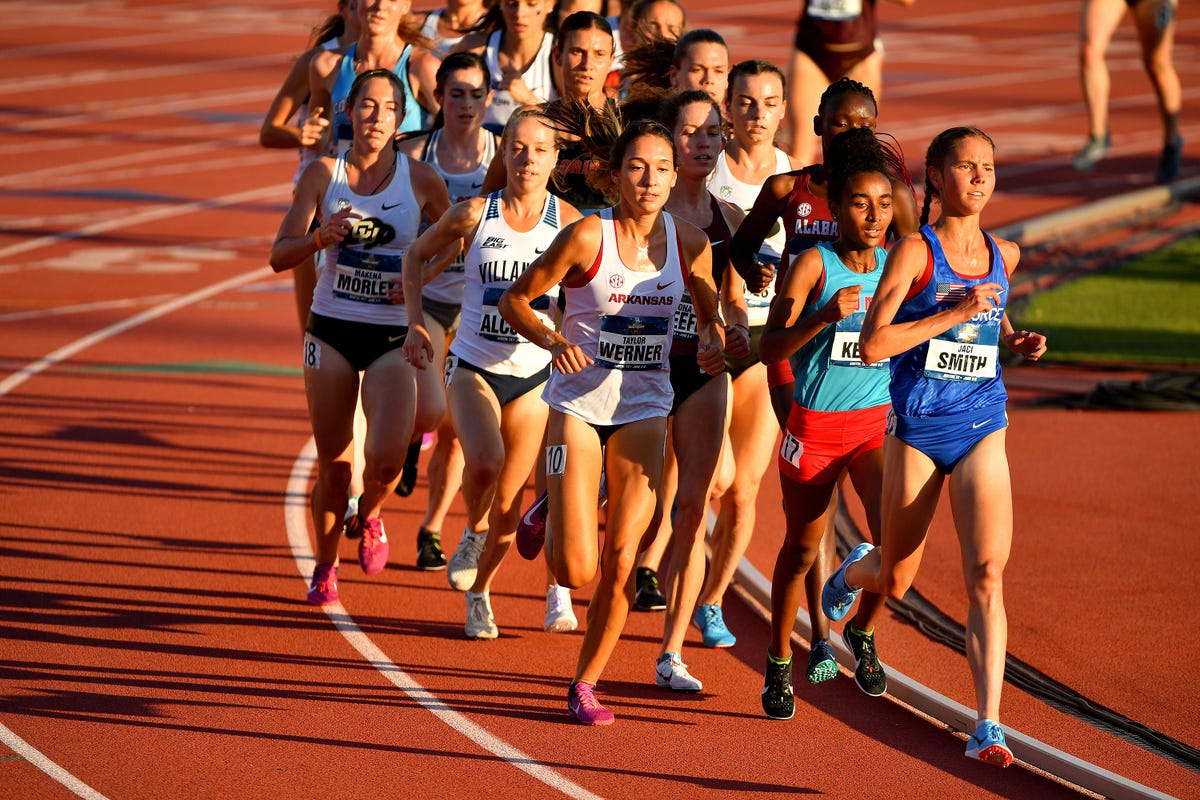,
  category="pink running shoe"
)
[516,488,548,560]
[358,515,389,575]
[567,681,615,726]
[308,563,339,605]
